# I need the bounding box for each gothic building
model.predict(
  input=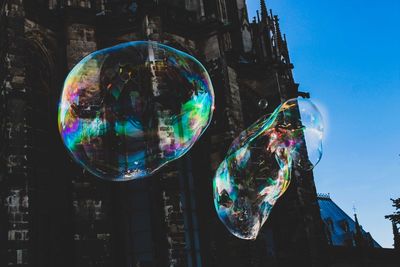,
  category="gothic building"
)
[318,193,381,249]
[0,1,397,267]
[317,193,399,266]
